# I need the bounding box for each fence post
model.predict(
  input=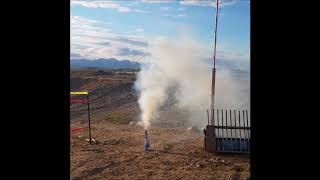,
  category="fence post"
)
[230,109,233,147]
[225,109,228,151]
[217,109,219,151]
[87,94,92,144]
[246,110,250,151]
[207,109,209,125]
[221,109,224,151]
[205,109,216,153]
[238,110,242,151]
[243,110,248,151]
[242,110,246,139]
